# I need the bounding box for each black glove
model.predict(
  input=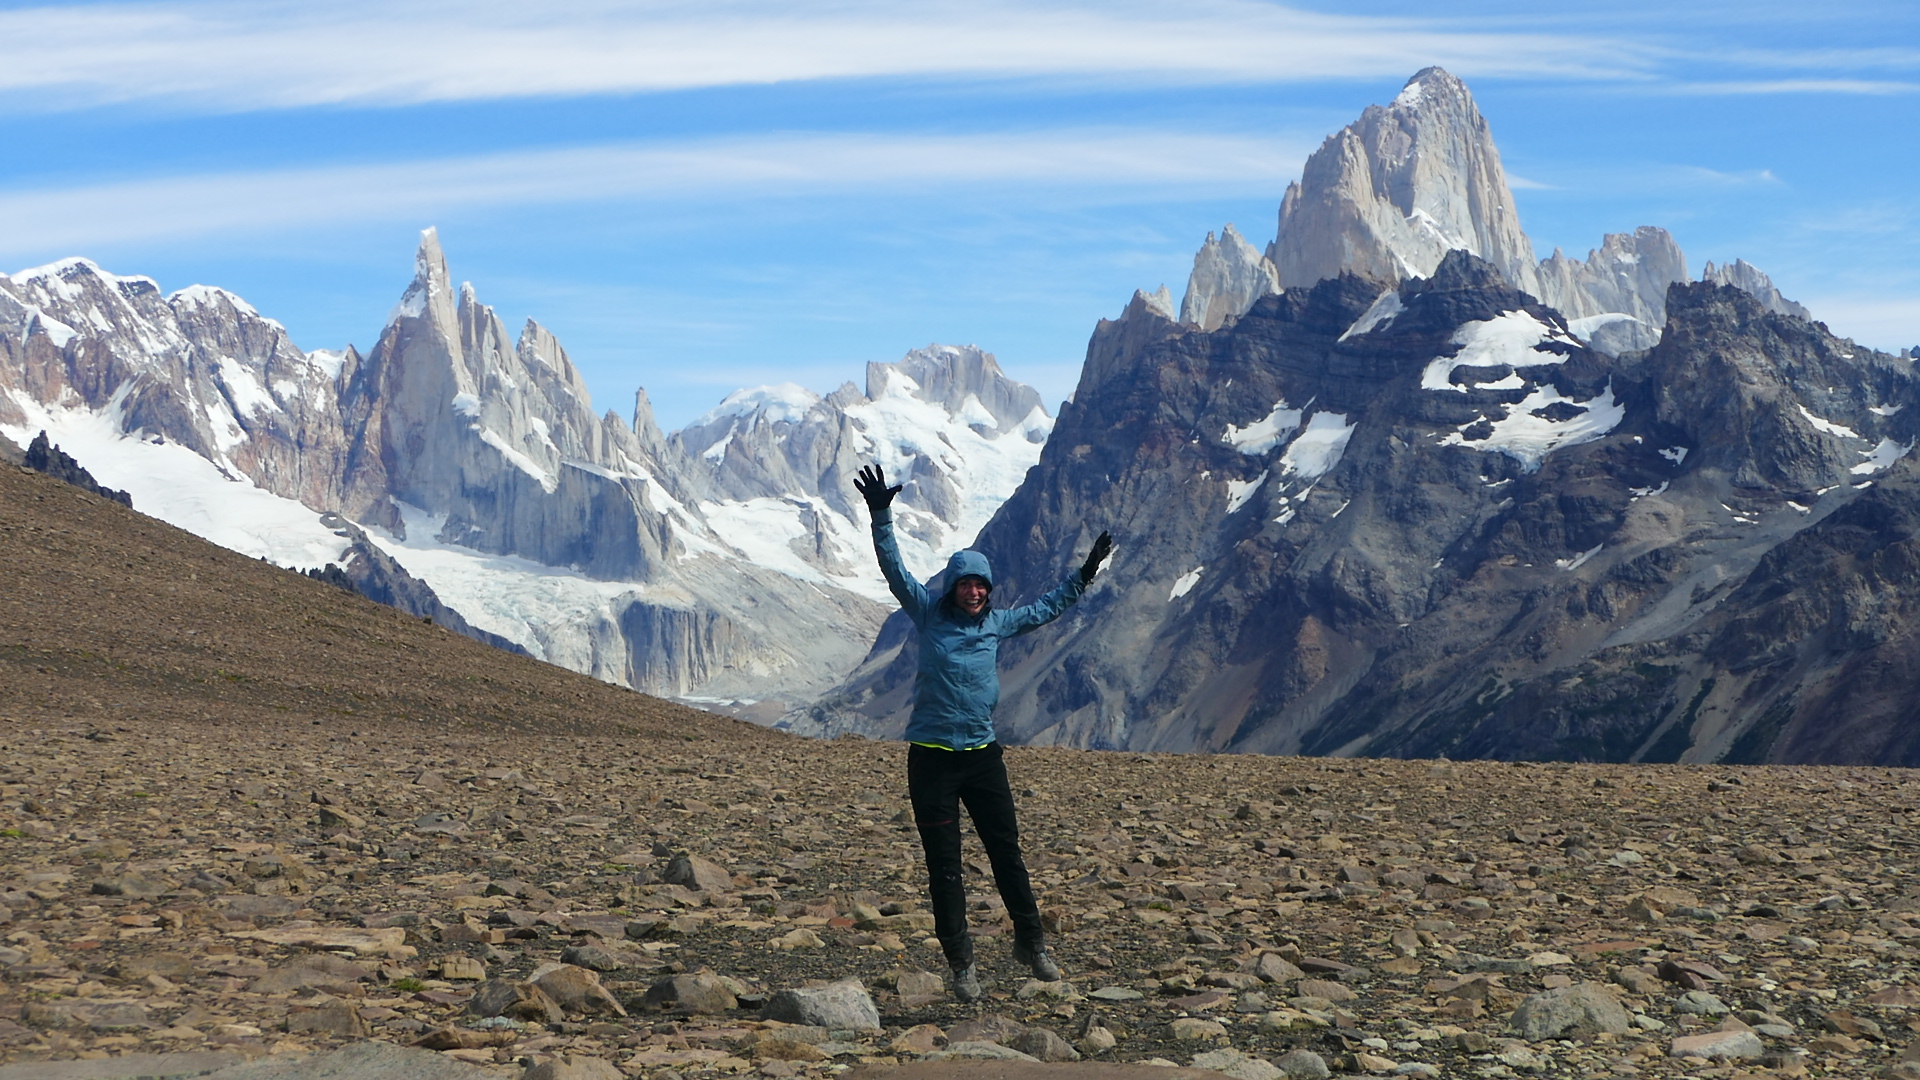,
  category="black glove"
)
[1080,530,1114,583]
[854,464,901,514]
